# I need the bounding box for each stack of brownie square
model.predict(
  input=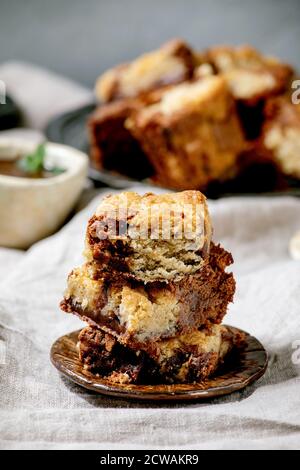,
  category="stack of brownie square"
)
[89,39,297,192]
[61,190,239,384]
